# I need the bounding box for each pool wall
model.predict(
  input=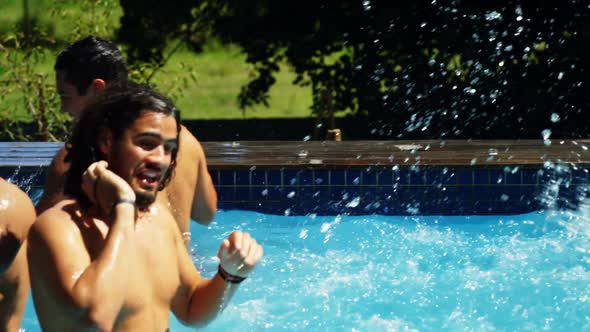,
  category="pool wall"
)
[212,165,589,215]
[1,141,589,215]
